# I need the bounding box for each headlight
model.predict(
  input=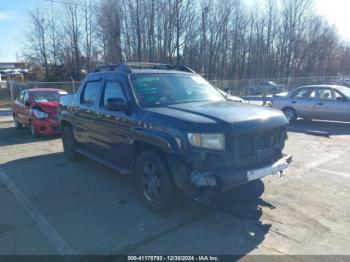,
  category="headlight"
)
[187,133,225,150]
[31,109,48,119]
